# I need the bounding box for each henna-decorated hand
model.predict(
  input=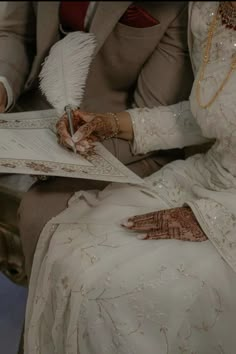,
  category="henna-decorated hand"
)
[56,110,119,154]
[122,206,208,242]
